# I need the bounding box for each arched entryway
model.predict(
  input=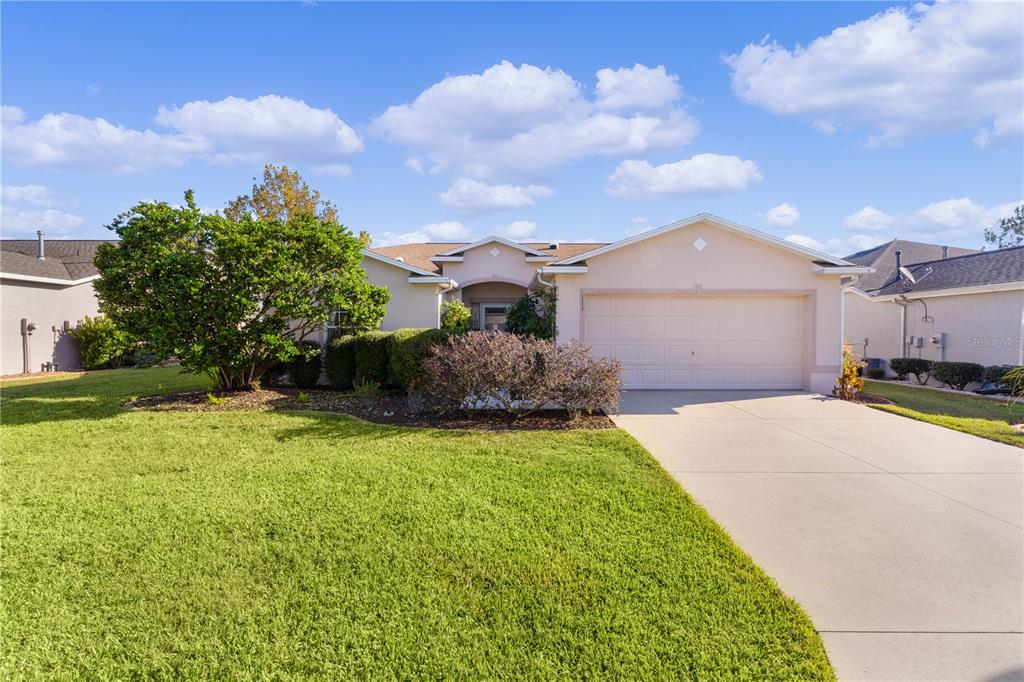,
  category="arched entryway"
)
[459,281,528,331]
